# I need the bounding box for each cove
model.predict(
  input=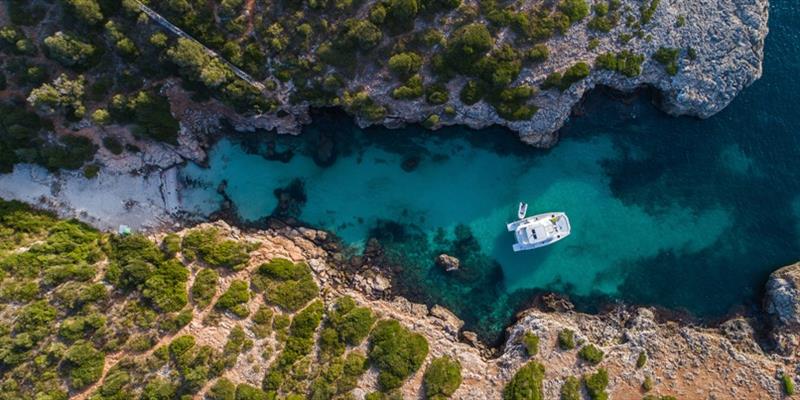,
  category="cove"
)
[180,0,800,342]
